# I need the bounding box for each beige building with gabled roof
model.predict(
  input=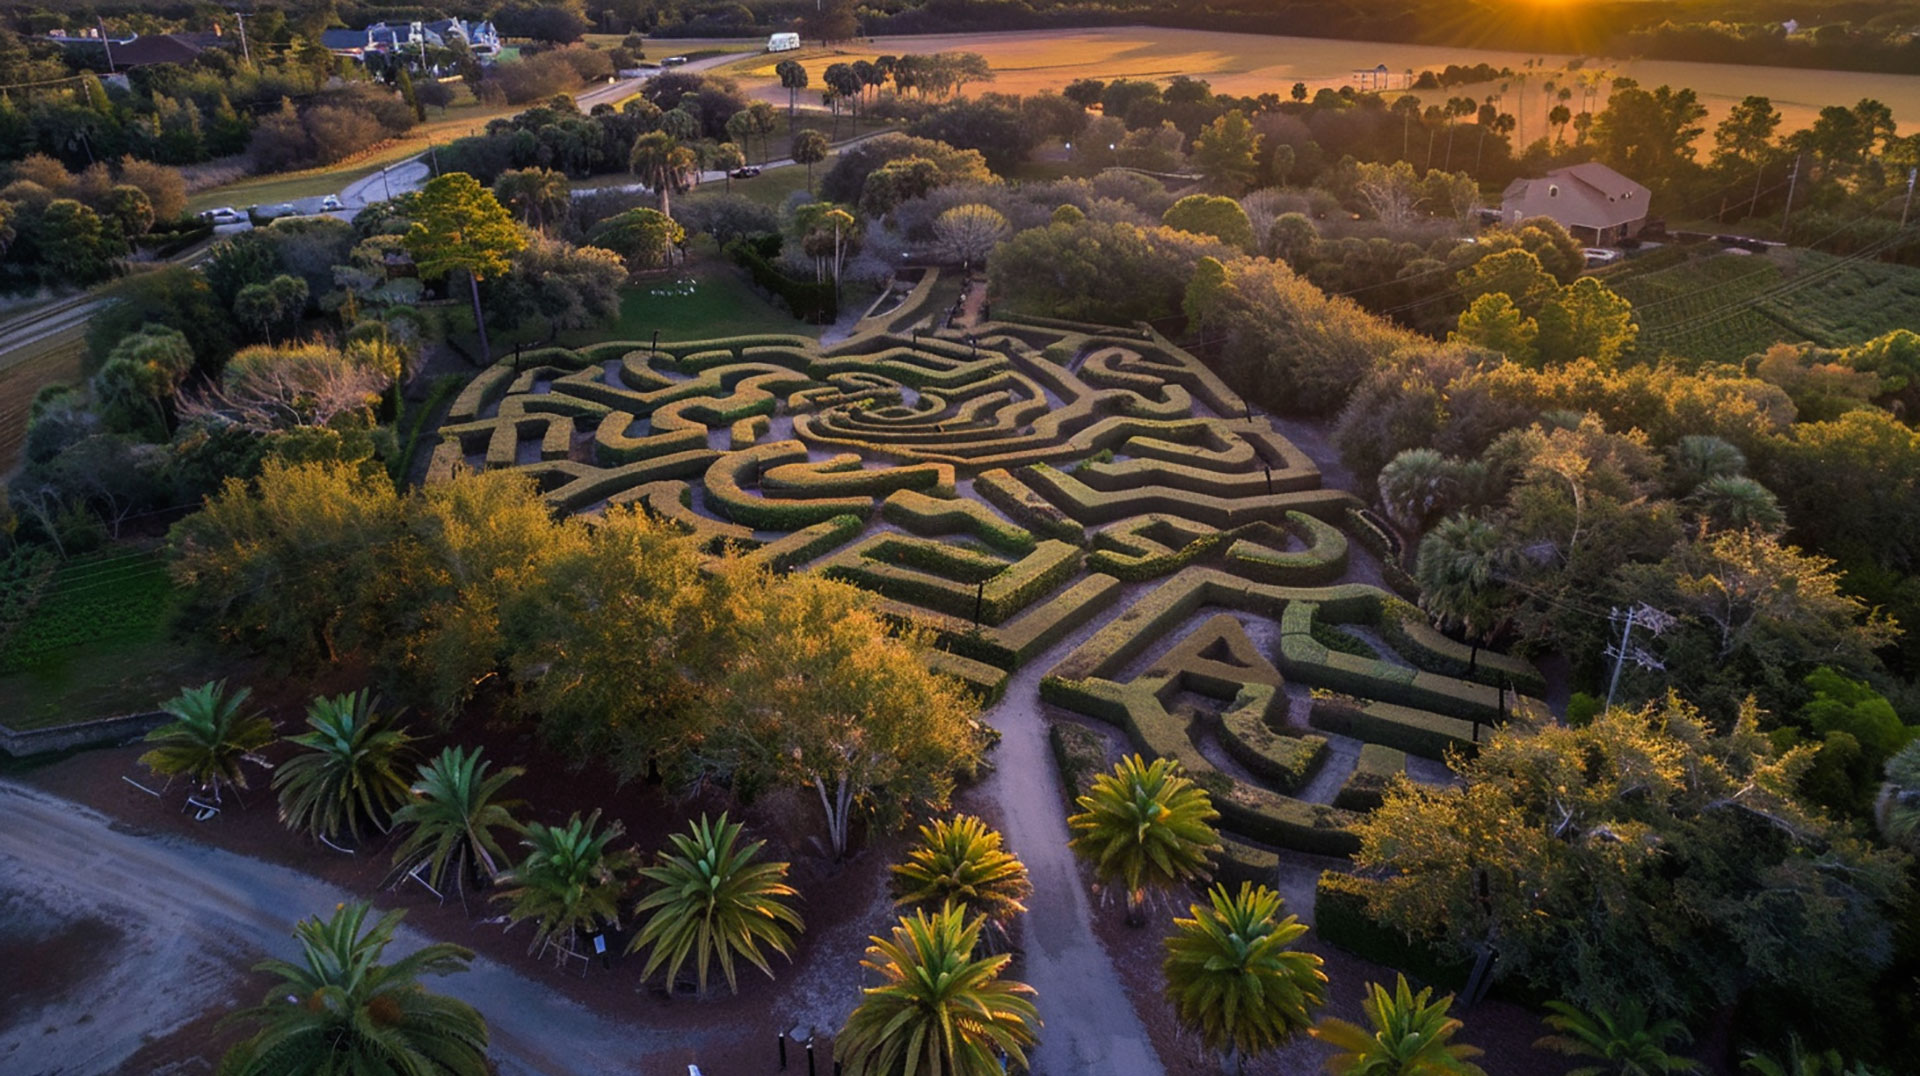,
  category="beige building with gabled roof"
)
[1500,162,1652,246]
